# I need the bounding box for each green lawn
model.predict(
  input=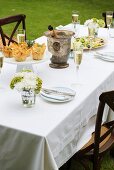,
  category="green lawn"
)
[0,0,114,39]
[0,0,114,169]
